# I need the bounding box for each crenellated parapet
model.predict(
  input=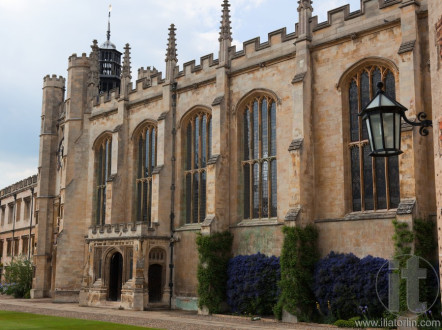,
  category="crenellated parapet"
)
[137,66,158,80]
[310,0,401,33]
[229,27,297,61]
[68,52,90,69]
[0,175,37,198]
[87,222,154,240]
[129,70,164,93]
[176,53,219,78]
[43,74,66,88]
